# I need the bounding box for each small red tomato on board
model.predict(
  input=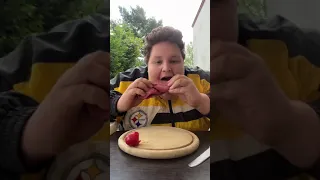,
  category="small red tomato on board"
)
[125,131,141,147]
